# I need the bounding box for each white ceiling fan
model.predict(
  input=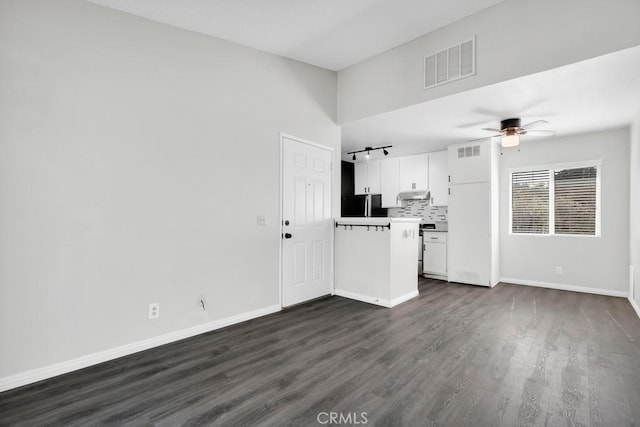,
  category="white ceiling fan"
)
[471,118,556,147]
